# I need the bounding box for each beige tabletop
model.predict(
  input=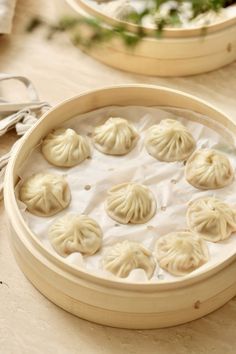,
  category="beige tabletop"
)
[1,1,236,353]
